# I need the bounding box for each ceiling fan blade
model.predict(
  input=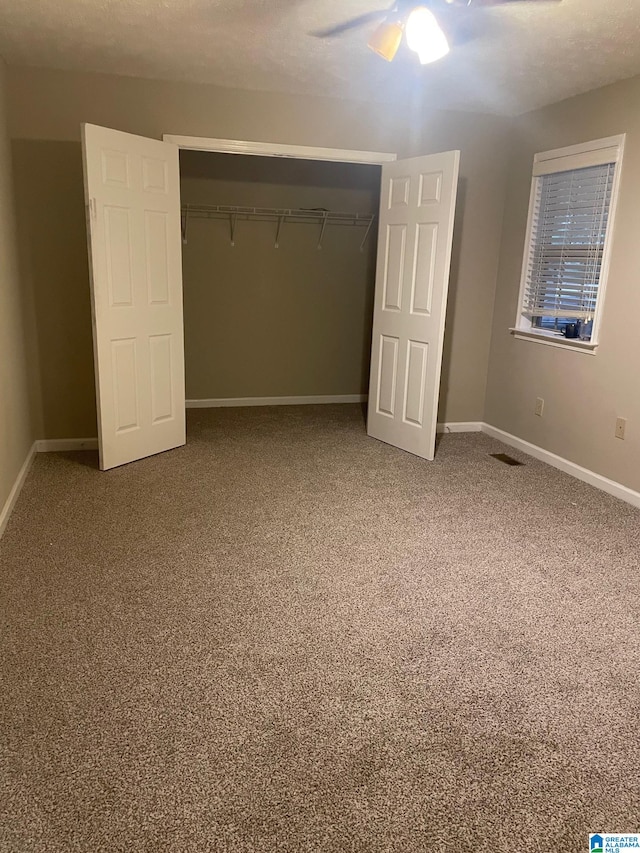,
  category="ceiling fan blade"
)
[310,9,391,39]
[453,0,562,5]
